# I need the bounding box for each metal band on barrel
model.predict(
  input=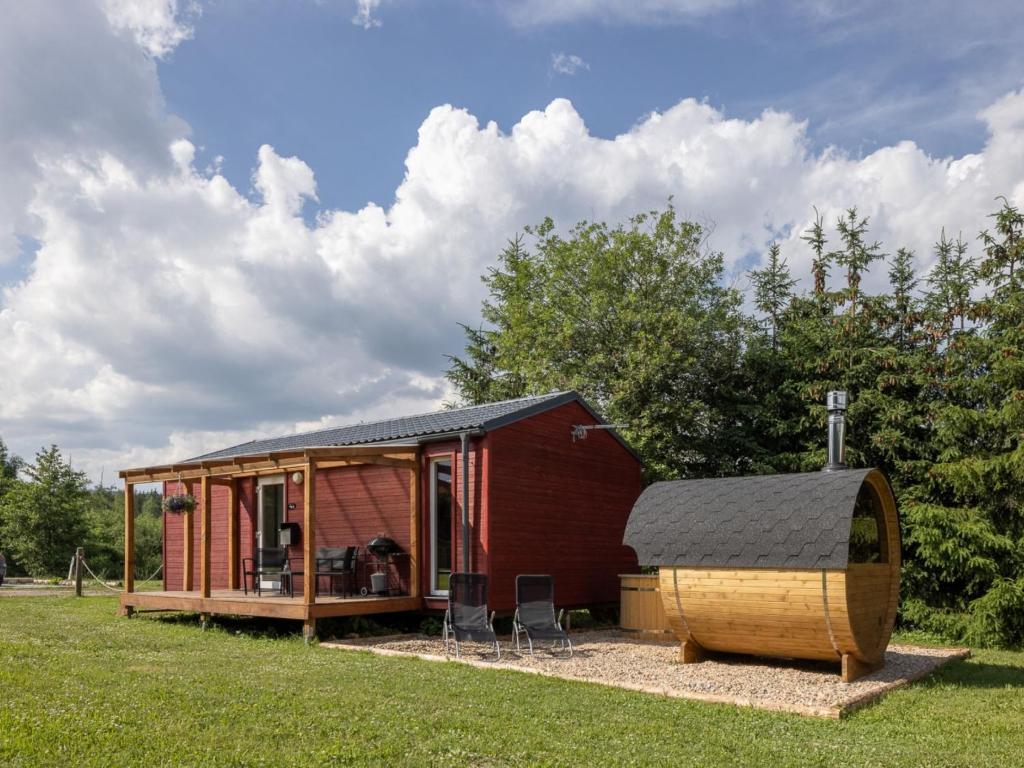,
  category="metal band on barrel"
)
[821,569,842,658]
[672,567,695,642]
